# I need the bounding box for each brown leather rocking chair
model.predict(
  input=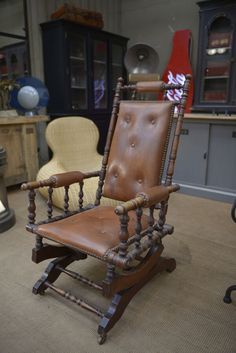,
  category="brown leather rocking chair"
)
[21,75,191,344]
